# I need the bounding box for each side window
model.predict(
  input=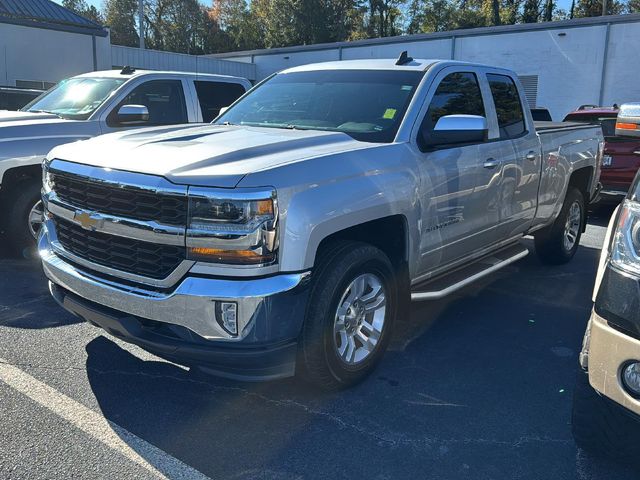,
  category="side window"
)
[487,74,526,139]
[425,72,485,131]
[194,81,247,122]
[108,80,187,127]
